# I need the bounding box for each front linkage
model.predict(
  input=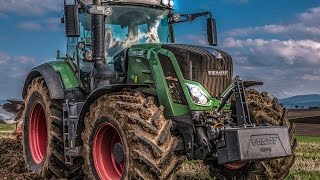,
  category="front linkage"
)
[175,76,292,165]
